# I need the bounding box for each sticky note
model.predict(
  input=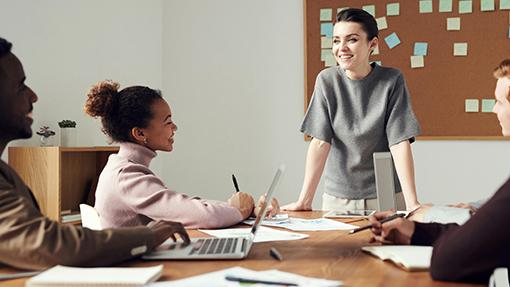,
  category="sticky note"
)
[447,17,461,30]
[362,5,376,16]
[320,8,333,21]
[324,53,336,67]
[321,23,333,37]
[372,44,380,55]
[410,55,425,68]
[321,49,331,61]
[384,32,401,49]
[439,0,453,12]
[376,16,388,30]
[337,7,348,14]
[454,43,468,56]
[420,0,433,13]
[481,0,495,11]
[459,0,473,13]
[502,0,510,10]
[387,3,400,16]
[465,99,479,112]
[481,99,496,112]
[321,37,332,49]
[414,42,428,56]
